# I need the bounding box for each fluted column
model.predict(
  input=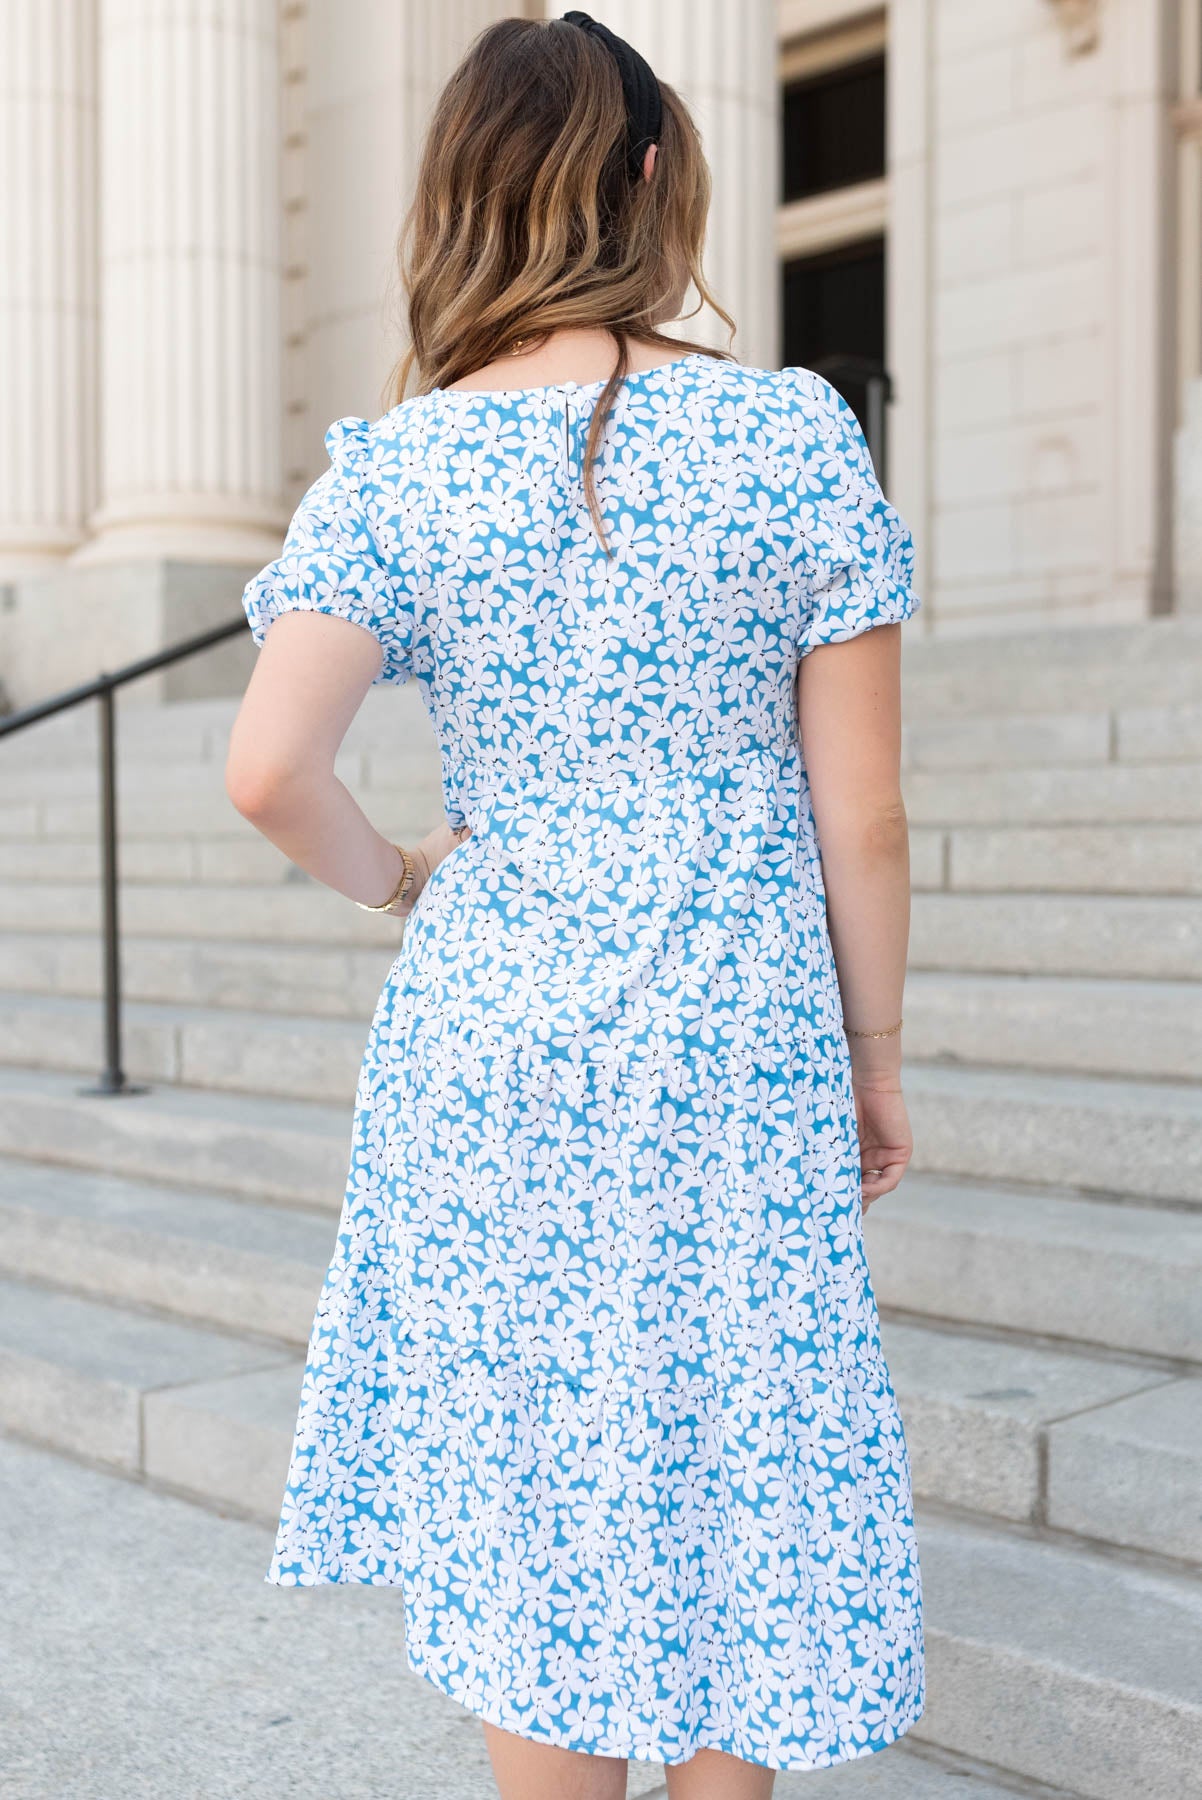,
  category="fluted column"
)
[0,1,97,575]
[1176,379,1202,612]
[300,0,516,445]
[78,0,284,566]
[581,0,778,368]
